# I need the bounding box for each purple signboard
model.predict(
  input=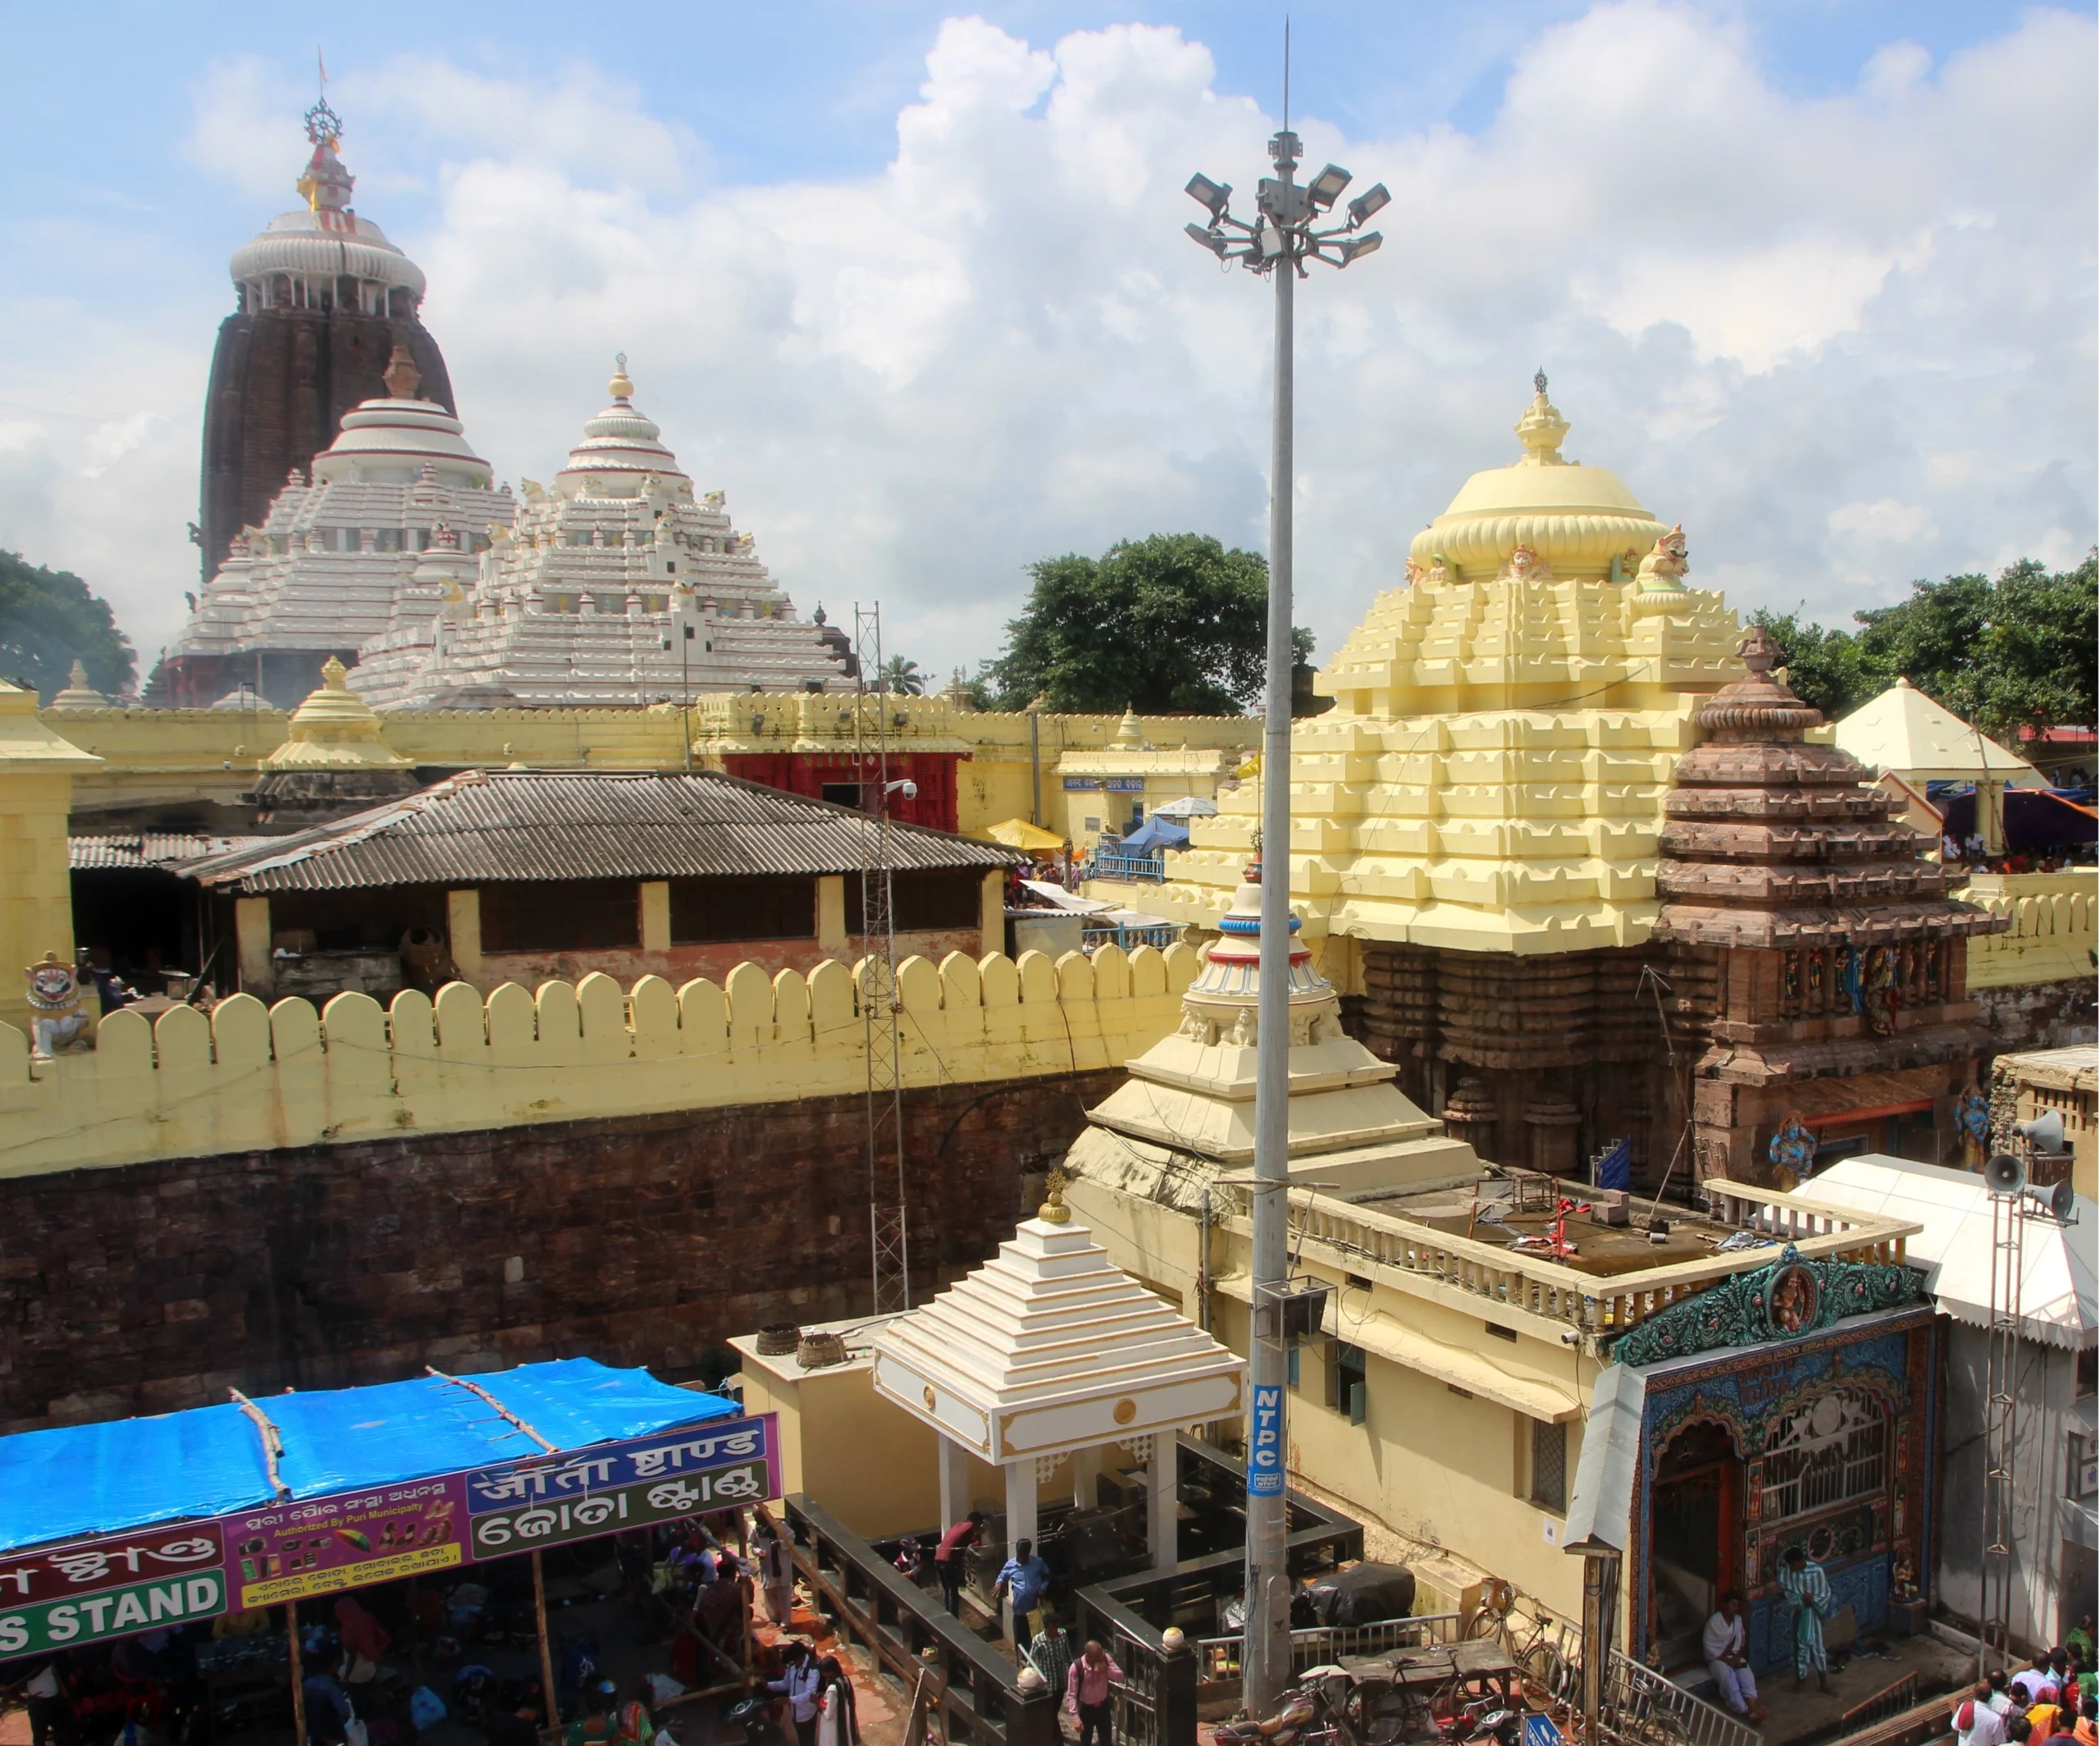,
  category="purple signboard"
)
[221,1475,469,1611]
